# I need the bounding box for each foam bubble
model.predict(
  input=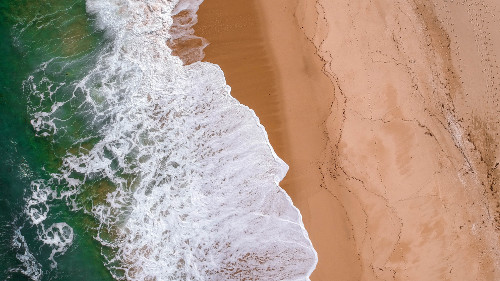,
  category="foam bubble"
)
[26,181,55,225]
[40,223,74,268]
[25,0,318,279]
